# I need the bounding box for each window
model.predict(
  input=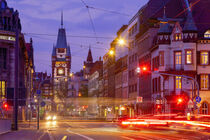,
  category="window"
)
[58,48,65,53]
[186,50,192,64]
[0,81,6,98]
[201,52,208,65]
[201,74,208,90]
[202,102,208,114]
[0,48,7,69]
[174,33,182,41]
[175,76,182,89]
[175,51,182,70]
[159,51,164,66]
[1,2,6,9]
[134,84,137,92]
